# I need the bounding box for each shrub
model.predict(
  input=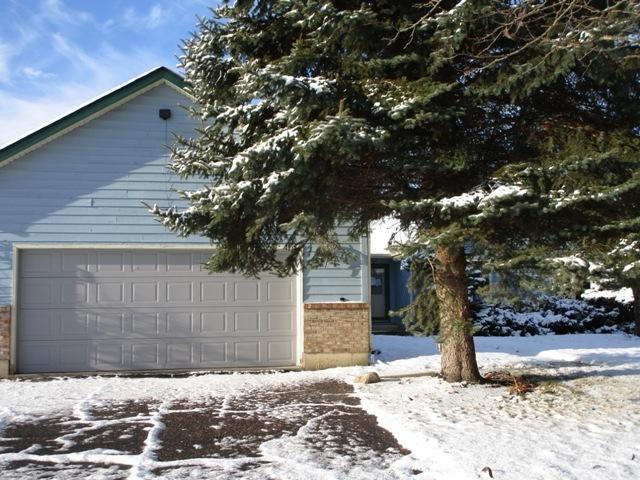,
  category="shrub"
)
[472,295,631,336]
